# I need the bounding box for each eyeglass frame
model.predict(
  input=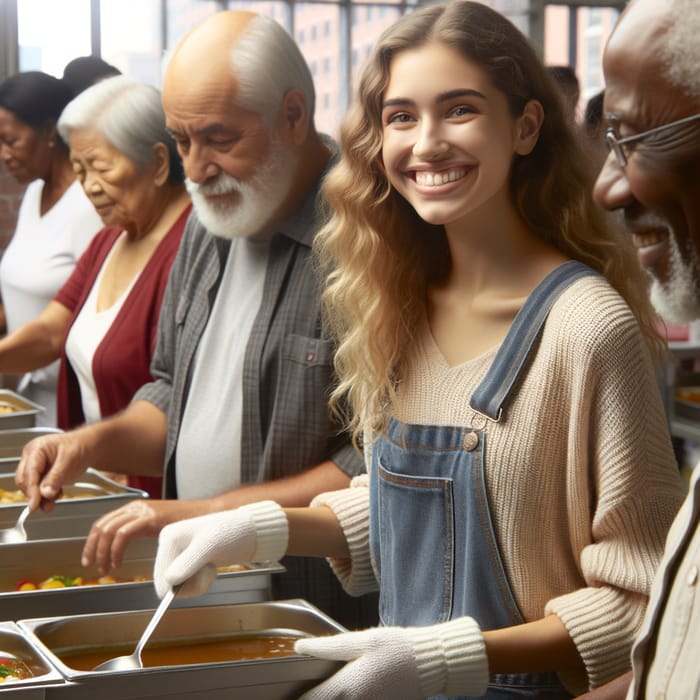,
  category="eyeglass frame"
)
[604,112,700,168]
